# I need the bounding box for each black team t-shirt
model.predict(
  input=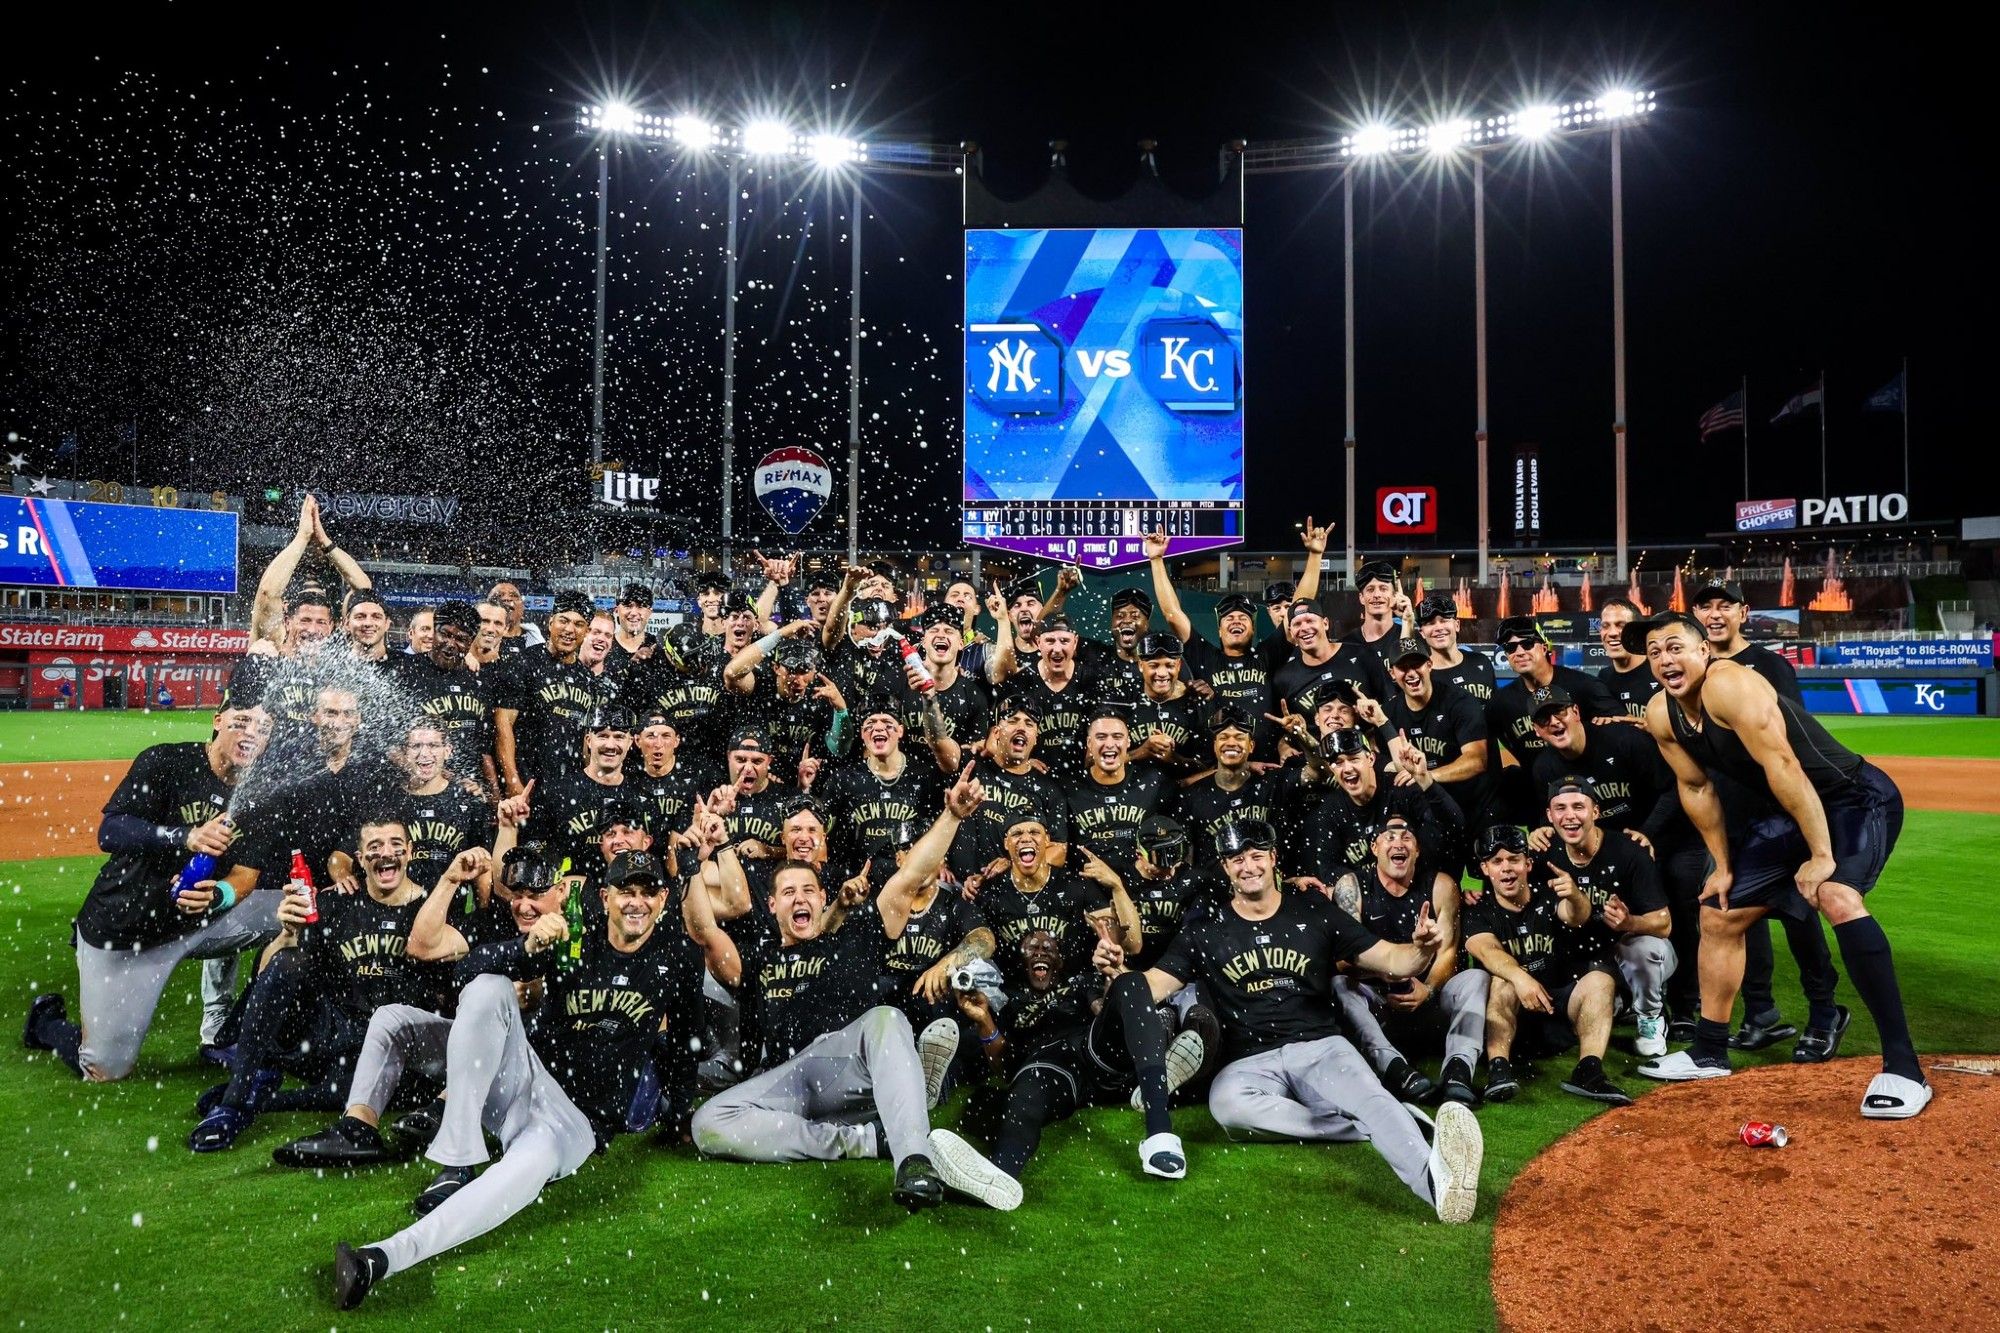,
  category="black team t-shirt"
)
[738,903,898,1070]
[1465,883,1602,990]
[617,658,729,756]
[1432,650,1496,704]
[532,926,701,1138]
[491,648,599,788]
[977,872,1110,983]
[1131,692,1209,772]
[820,757,946,874]
[1269,647,1394,719]
[1529,722,1682,841]
[1181,632,1288,753]
[1596,659,1660,719]
[1719,643,1804,703]
[906,671,993,751]
[72,742,242,950]
[1175,769,1278,874]
[1126,869,1208,971]
[1000,972,1100,1069]
[1063,766,1169,886]
[1385,686,1493,820]
[881,885,987,990]
[1008,671,1098,782]
[949,765,1069,877]
[394,781,496,892]
[628,762,718,847]
[1153,891,1378,1062]
[1549,833,1669,950]
[300,891,441,1018]
[1487,664,1619,766]
[384,656,493,768]
[527,770,636,864]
